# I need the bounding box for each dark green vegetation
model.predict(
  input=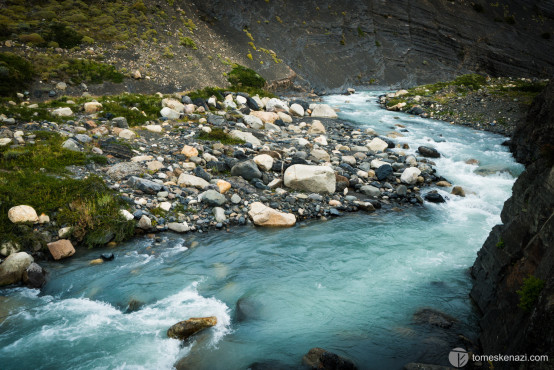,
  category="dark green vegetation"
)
[516,275,545,312]
[198,127,245,145]
[228,65,265,89]
[0,51,125,96]
[0,52,34,96]
[0,131,134,249]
